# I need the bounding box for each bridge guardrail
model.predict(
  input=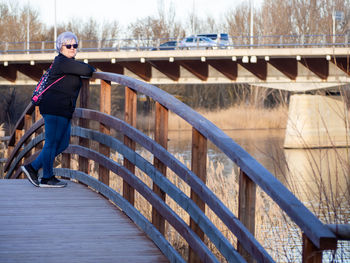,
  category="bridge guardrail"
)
[0,33,349,54]
[3,71,346,262]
